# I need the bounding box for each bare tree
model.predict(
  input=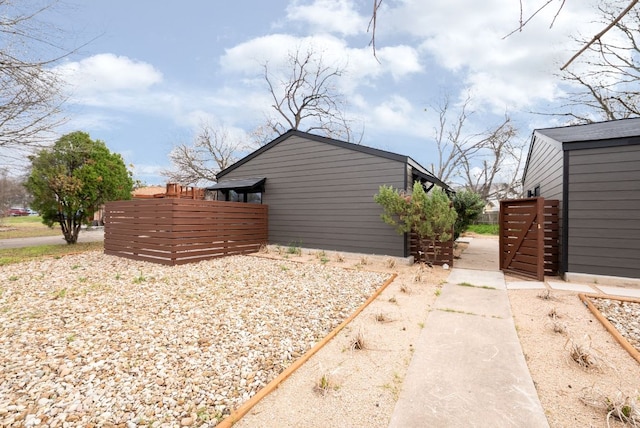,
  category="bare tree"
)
[0,169,30,217]
[163,124,245,186]
[259,47,361,144]
[459,125,524,201]
[557,3,640,122]
[0,0,68,151]
[429,95,522,201]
